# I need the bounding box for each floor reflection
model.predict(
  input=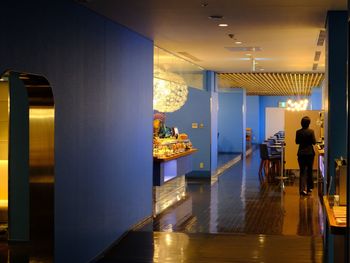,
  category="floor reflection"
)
[145,149,324,236]
[99,231,324,263]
